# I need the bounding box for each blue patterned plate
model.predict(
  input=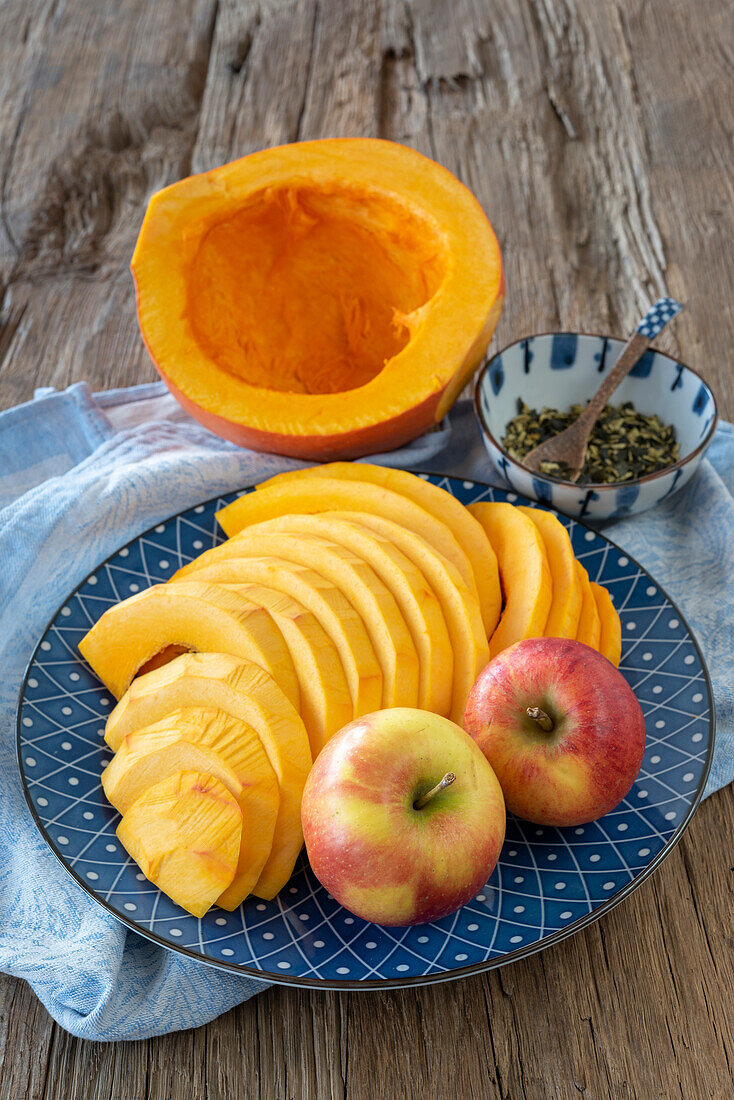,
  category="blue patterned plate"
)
[16,476,714,989]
